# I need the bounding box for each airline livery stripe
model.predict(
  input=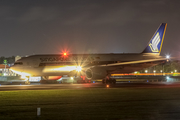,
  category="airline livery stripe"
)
[159,23,167,54]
